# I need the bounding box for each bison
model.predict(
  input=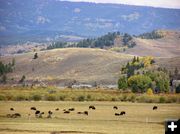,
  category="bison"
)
[113,106,118,110]
[30,107,36,111]
[84,111,88,115]
[120,111,126,115]
[153,106,158,110]
[115,113,120,116]
[89,105,96,110]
